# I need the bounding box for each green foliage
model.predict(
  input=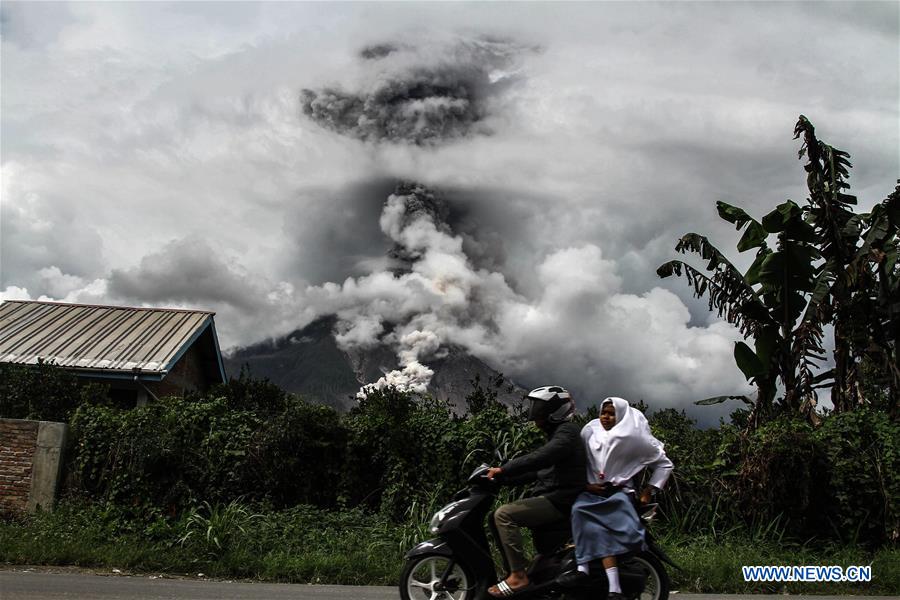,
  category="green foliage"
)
[736,419,829,539]
[58,370,899,554]
[200,367,293,416]
[0,500,195,571]
[648,409,742,538]
[178,499,262,559]
[649,406,899,546]
[240,397,345,508]
[70,394,351,512]
[847,181,900,414]
[0,361,109,422]
[342,387,472,519]
[3,499,898,593]
[462,402,540,466]
[70,396,263,510]
[814,409,900,545]
[658,116,899,423]
[665,537,898,595]
[0,500,401,583]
